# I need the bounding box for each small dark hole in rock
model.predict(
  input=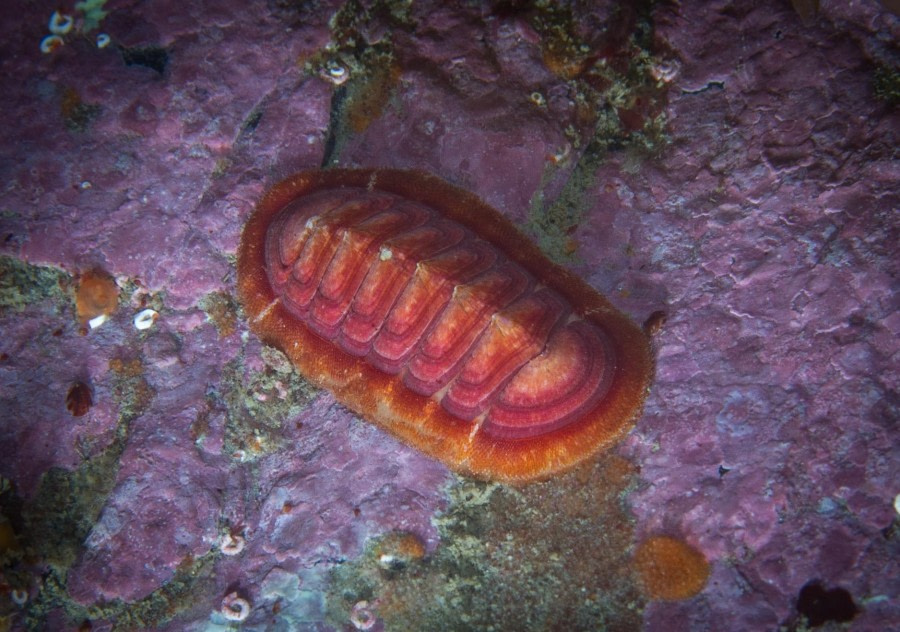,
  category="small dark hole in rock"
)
[796,580,859,627]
